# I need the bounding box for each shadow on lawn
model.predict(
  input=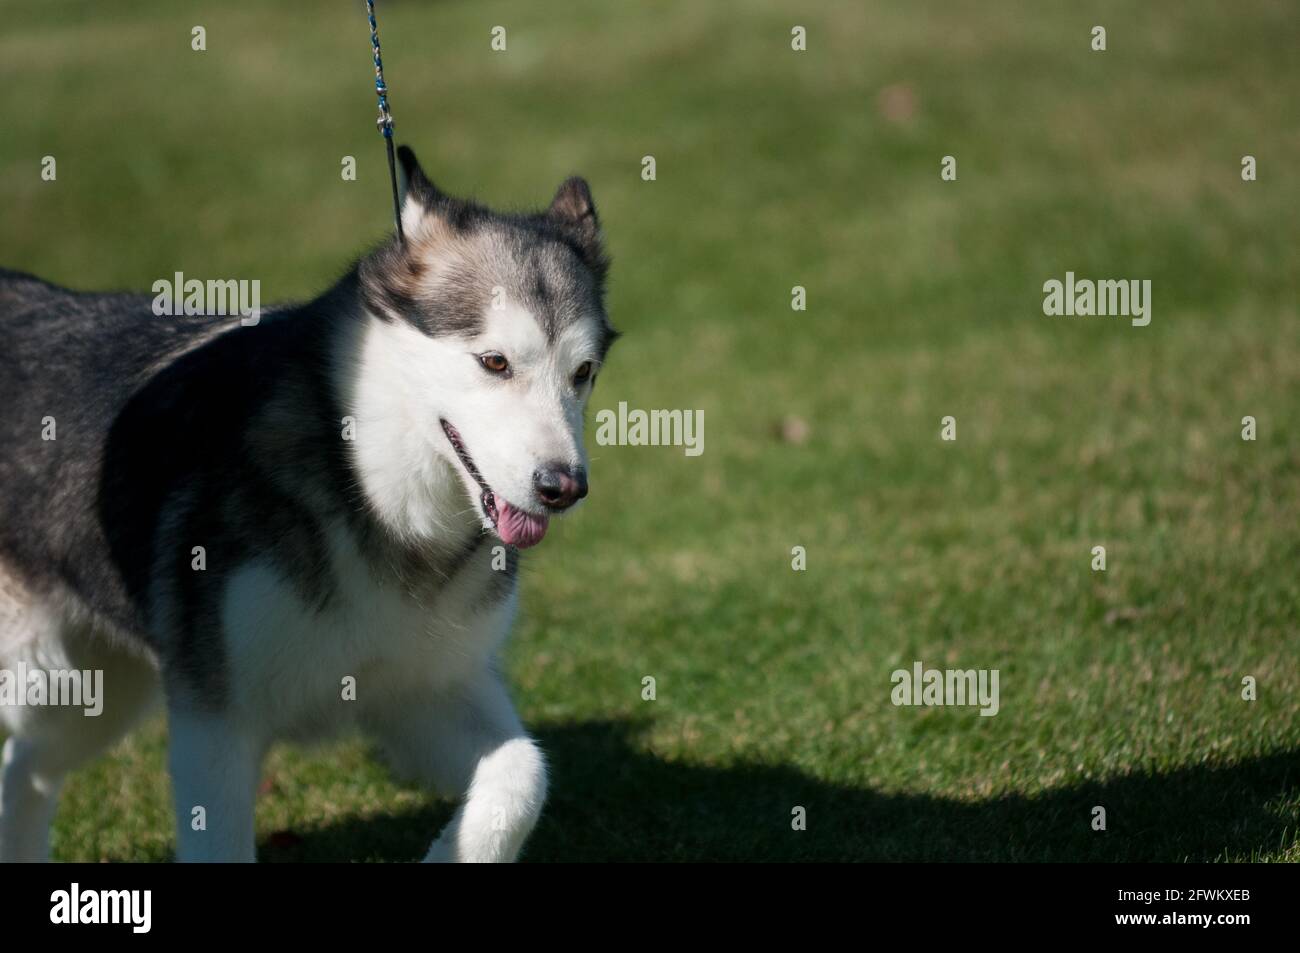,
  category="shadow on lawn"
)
[263,718,1300,862]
